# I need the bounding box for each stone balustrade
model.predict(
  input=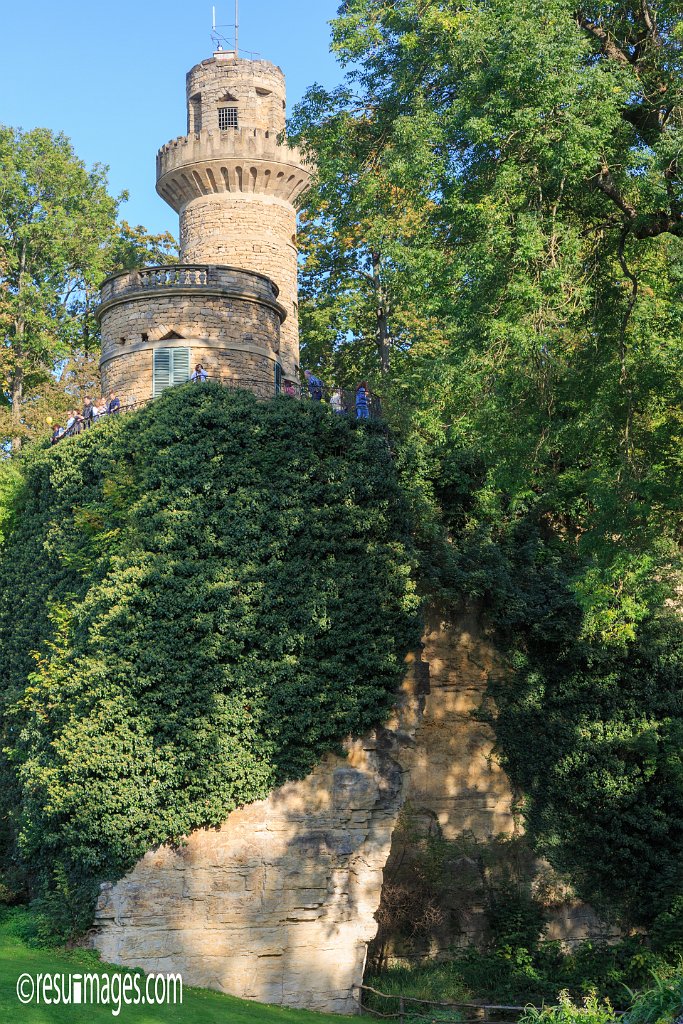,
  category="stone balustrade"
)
[98,264,282,314]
